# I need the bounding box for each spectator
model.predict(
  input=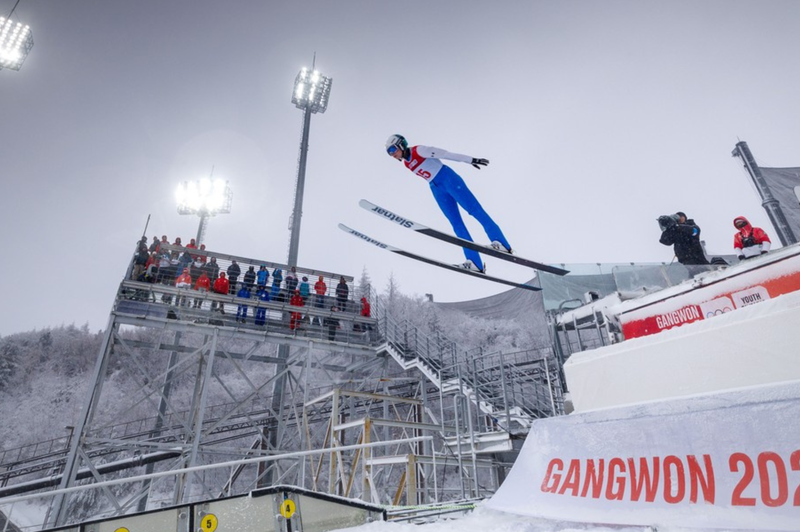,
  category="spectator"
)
[257,265,269,288]
[148,236,160,253]
[353,297,372,332]
[313,276,327,325]
[145,251,158,270]
[186,238,198,251]
[175,267,193,307]
[159,235,169,251]
[132,237,149,280]
[285,266,299,293]
[197,244,208,265]
[145,254,159,278]
[289,289,305,330]
[157,251,172,286]
[227,260,241,294]
[166,252,181,297]
[356,296,372,333]
[254,285,271,326]
[323,305,341,341]
[178,251,194,274]
[194,271,211,308]
[190,258,204,286]
[211,271,229,313]
[299,276,310,304]
[336,277,350,312]
[271,268,284,302]
[173,237,183,247]
[243,265,256,291]
[658,211,709,266]
[204,256,220,282]
[133,265,157,301]
[236,284,252,323]
[734,216,771,260]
